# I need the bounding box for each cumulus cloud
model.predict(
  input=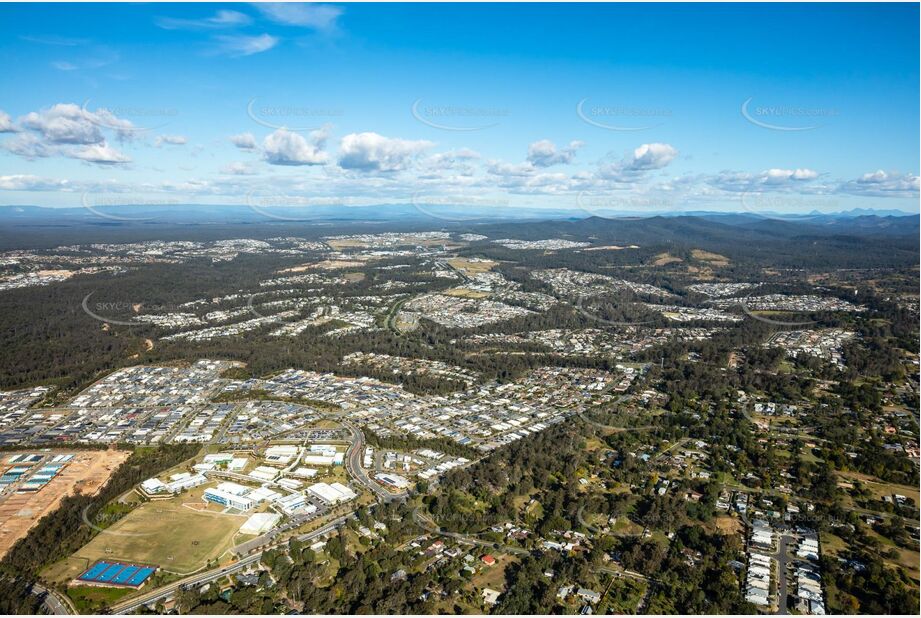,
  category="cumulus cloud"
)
[595,142,679,182]
[230,132,258,150]
[71,142,131,165]
[213,33,279,57]
[3,134,54,159]
[21,103,104,144]
[526,139,583,167]
[1,103,138,165]
[19,103,135,145]
[838,170,920,197]
[262,128,328,166]
[338,132,434,172]
[256,3,343,30]
[762,168,818,183]
[155,134,187,147]
[627,143,678,170]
